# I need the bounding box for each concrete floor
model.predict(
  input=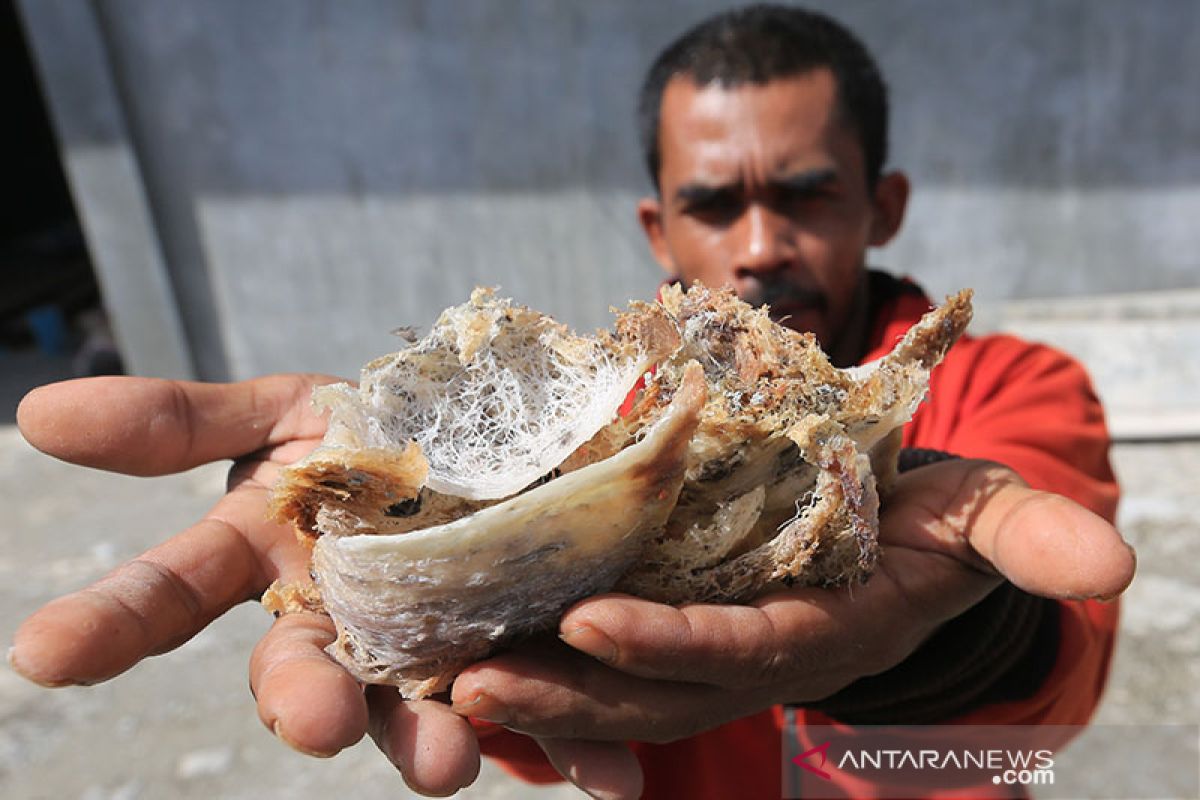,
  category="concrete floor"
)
[1,349,1197,799]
